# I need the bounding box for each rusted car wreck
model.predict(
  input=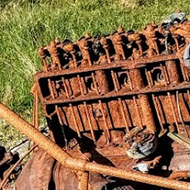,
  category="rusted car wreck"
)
[1,13,190,190]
